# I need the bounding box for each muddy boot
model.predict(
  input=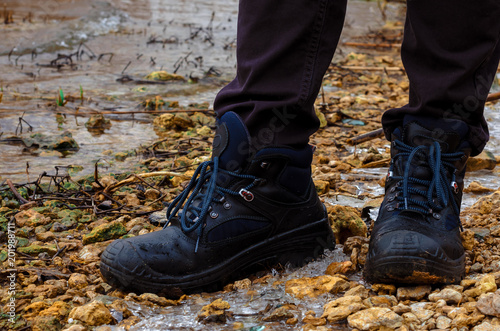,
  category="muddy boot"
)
[364,116,470,284]
[100,111,334,296]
